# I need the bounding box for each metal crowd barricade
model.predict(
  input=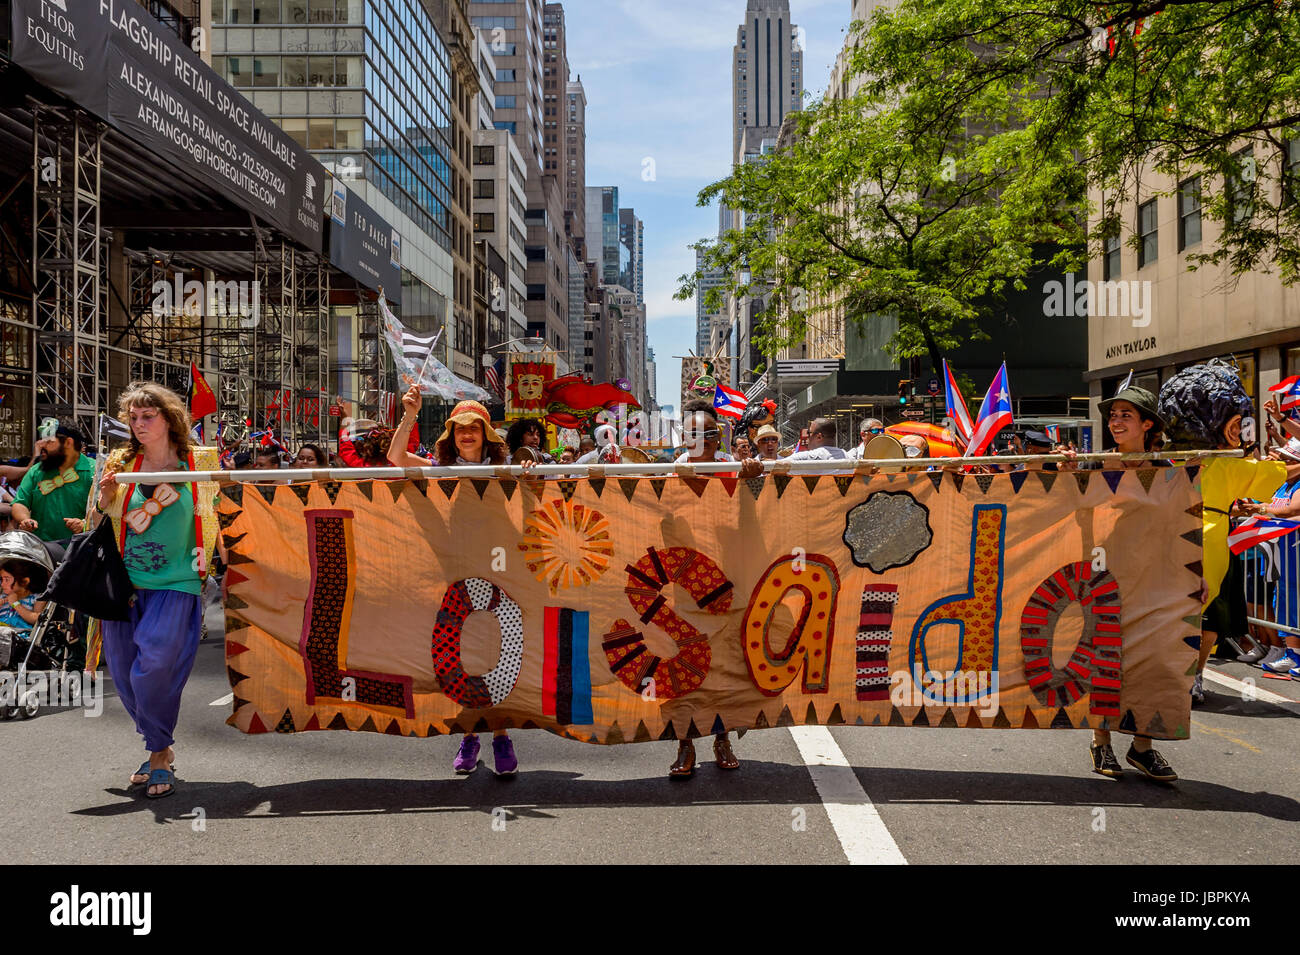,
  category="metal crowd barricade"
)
[1241,522,1300,640]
